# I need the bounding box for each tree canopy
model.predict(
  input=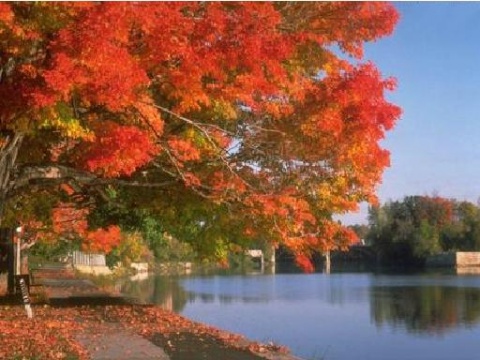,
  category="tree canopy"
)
[0,2,401,271]
[368,196,480,266]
